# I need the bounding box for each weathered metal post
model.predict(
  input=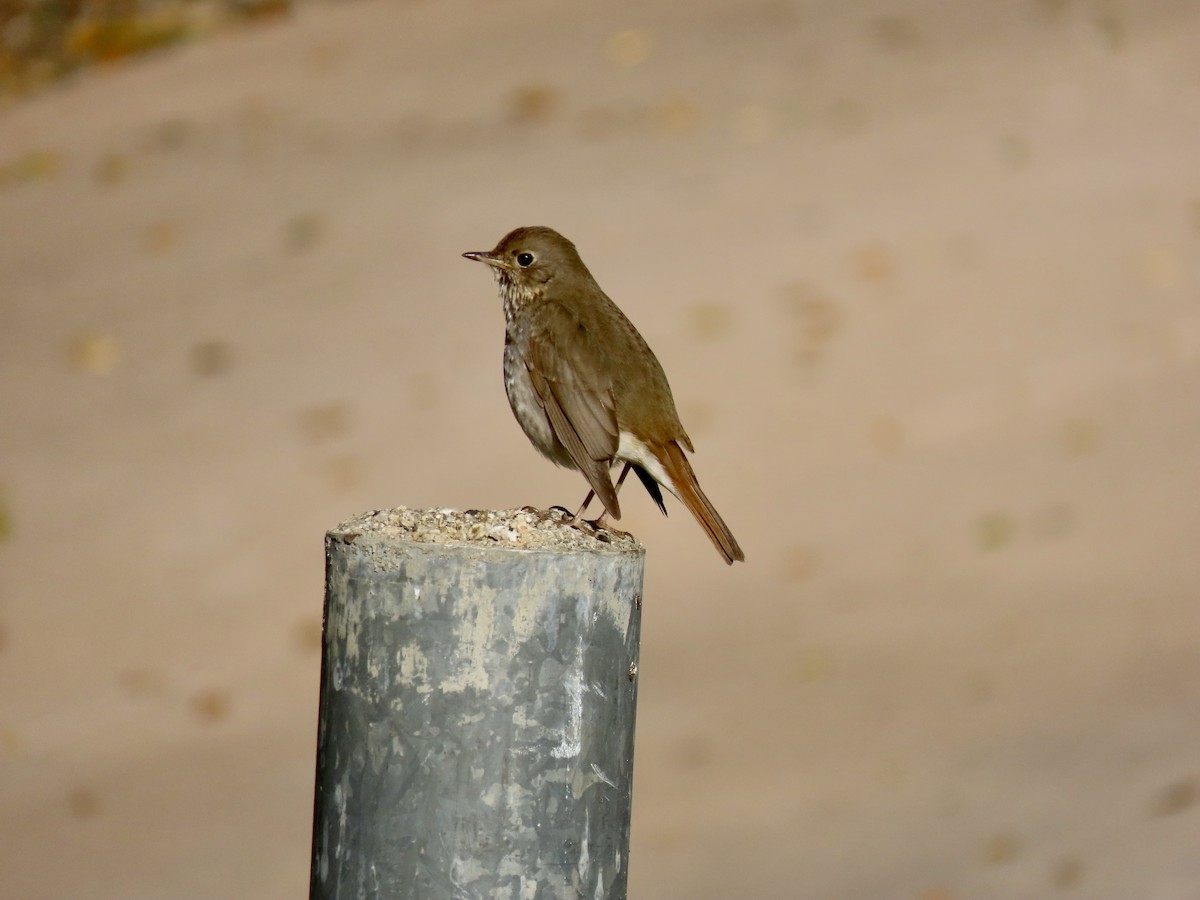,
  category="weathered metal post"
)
[310,507,645,900]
